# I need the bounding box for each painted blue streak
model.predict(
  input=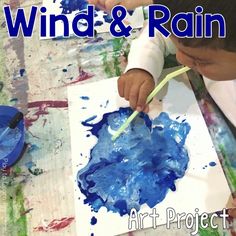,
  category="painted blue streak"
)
[78,108,190,216]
